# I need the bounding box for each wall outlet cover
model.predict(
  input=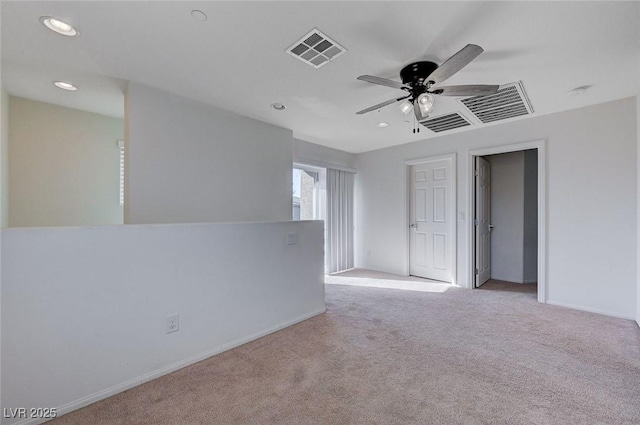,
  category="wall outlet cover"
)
[166,313,179,334]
